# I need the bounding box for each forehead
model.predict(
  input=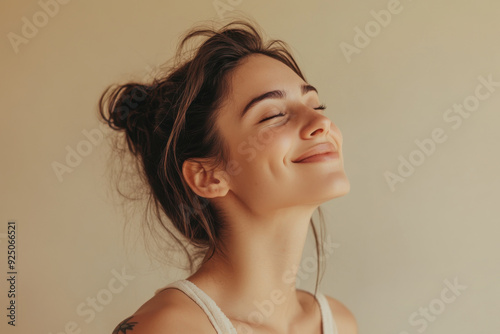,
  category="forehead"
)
[226,54,305,105]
